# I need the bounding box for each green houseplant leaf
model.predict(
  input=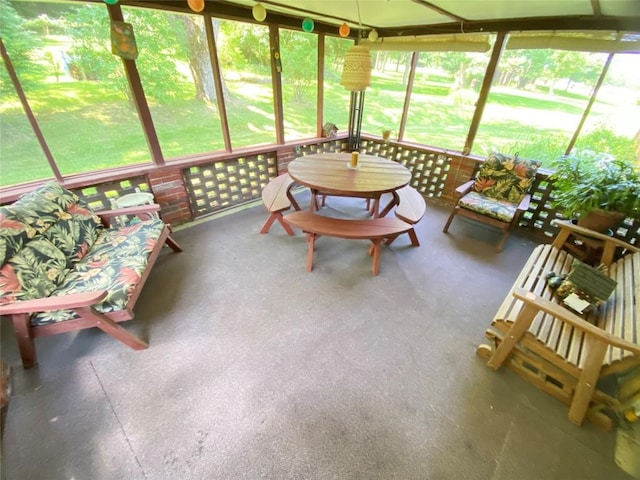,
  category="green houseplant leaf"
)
[549,152,640,223]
